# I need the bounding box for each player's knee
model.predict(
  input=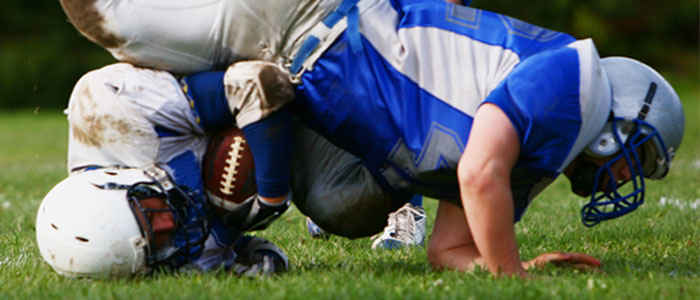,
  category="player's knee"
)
[60,0,126,49]
[426,241,443,269]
